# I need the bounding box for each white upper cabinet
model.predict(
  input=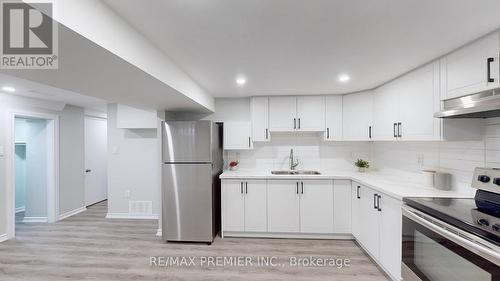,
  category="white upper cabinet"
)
[269,96,297,132]
[324,95,343,141]
[373,61,441,141]
[399,62,441,141]
[373,82,400,140]
[442,32,500,100]
[296,96,325,131]
[269,96,325,132]
[251,97,270,142]
[342,91,373,141]
[223,122,253,150]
